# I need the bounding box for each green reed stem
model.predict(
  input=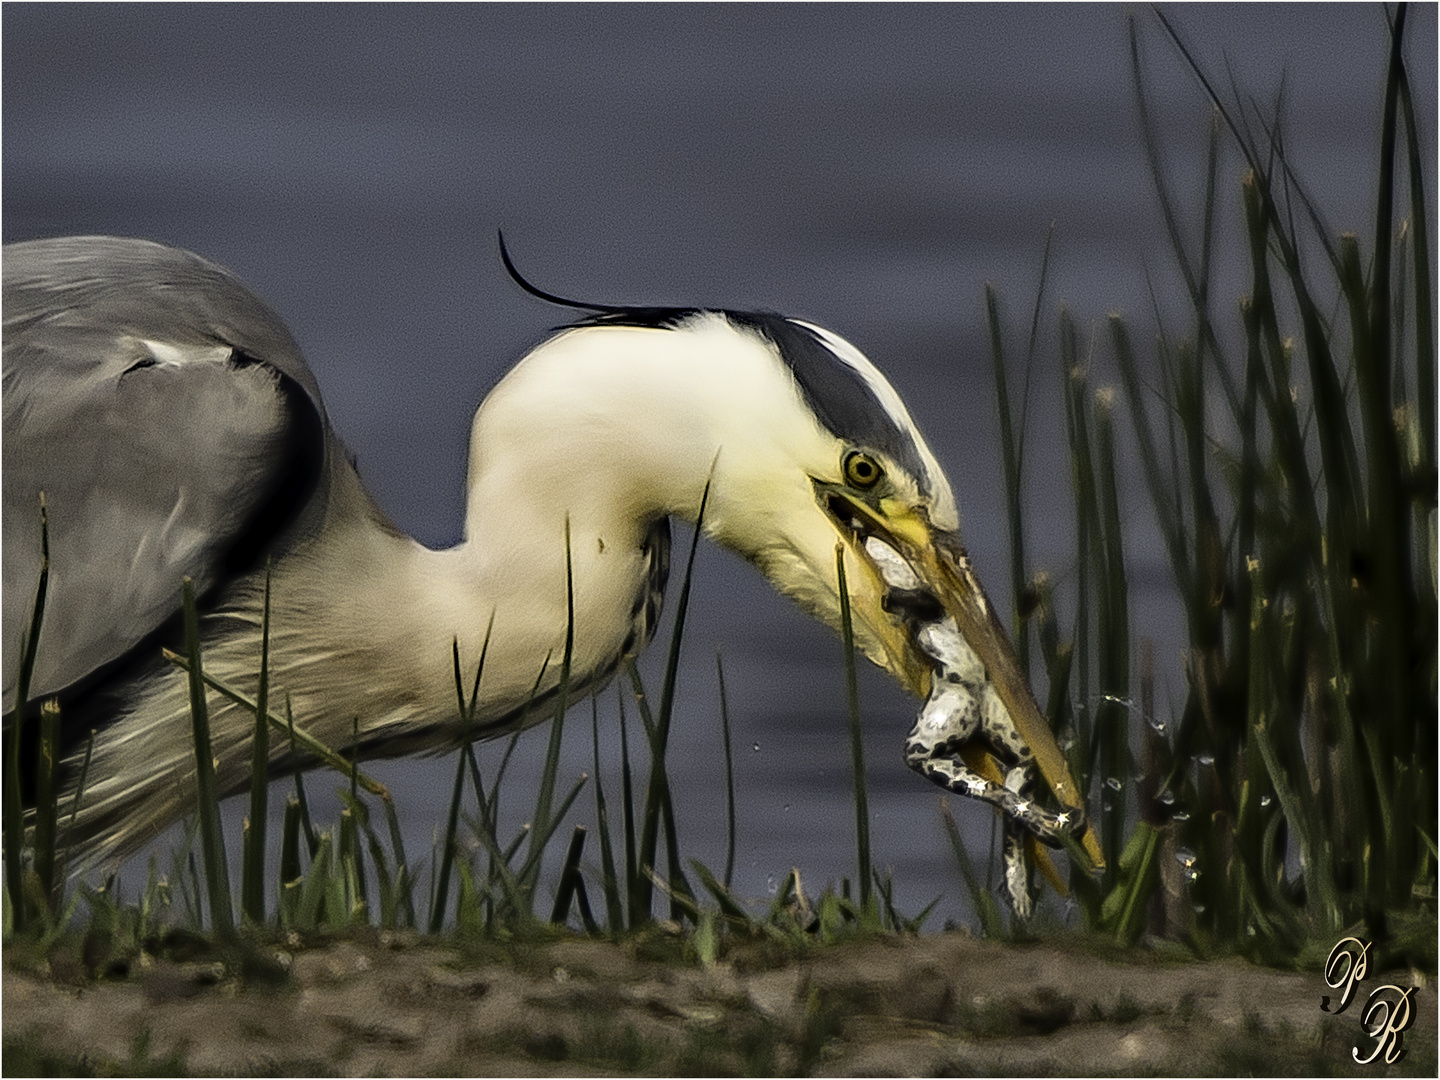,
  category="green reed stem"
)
[526,521,577,908]
[716,651,738,890]
[591,697,624,931]
[180,578,233,936]
[835,546,873,913]
[32,699,62,912]
[6,493,50,932]
[242,564,273,924]
[635,479,711,921]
